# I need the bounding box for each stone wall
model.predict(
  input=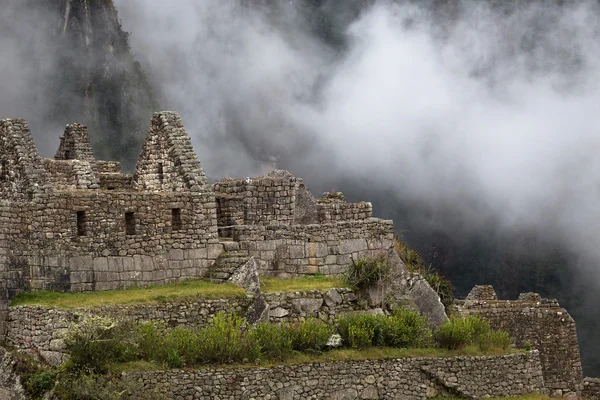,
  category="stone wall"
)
[5,288,377,363]
[456,286,583,396]
[232,219,395,277]
[54,123,95,162]
[583,378,600,399]
[317,199,373,222]
[214,175,297,227]
[127,352,545,399]
[265,288,361,323]
[1,189,220,293]
[42,159,100,190]
[6,298,253,364]
[0,118,51,202]
[134,112,207,192]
